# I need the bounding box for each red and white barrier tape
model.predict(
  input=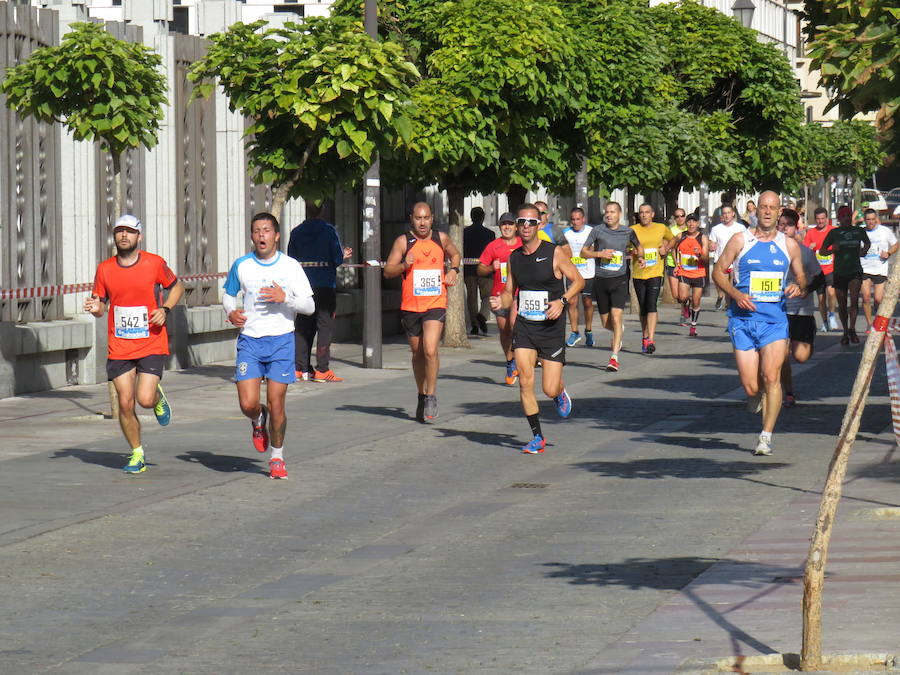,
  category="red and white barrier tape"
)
[0,259,482,300]
[873,316,900,446]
